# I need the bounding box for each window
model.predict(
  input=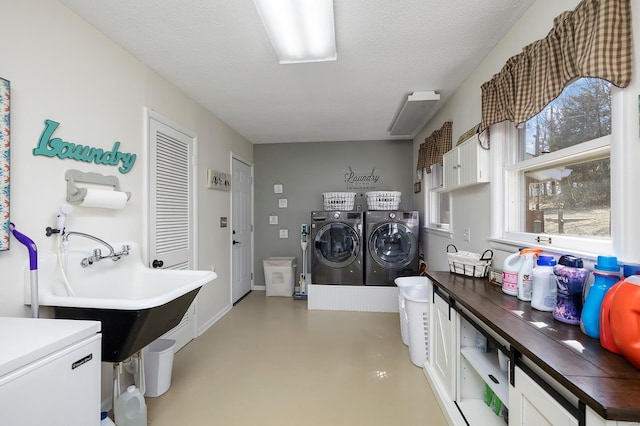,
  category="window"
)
[429,189,450,231]
[426,163,450,231]
[503,78,612,253]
